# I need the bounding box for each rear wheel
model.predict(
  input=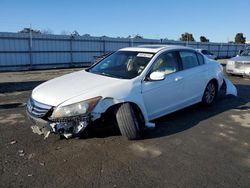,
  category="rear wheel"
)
[115,103,141,140]
[202,81,217,105]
